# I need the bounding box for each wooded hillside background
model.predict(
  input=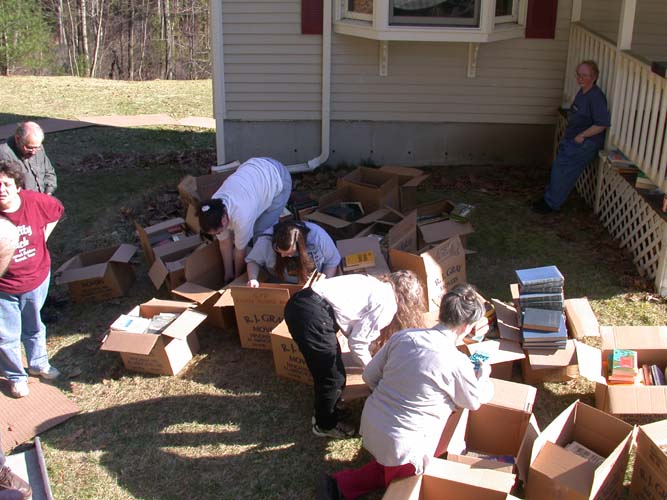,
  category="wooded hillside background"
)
[0,0,211,79]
